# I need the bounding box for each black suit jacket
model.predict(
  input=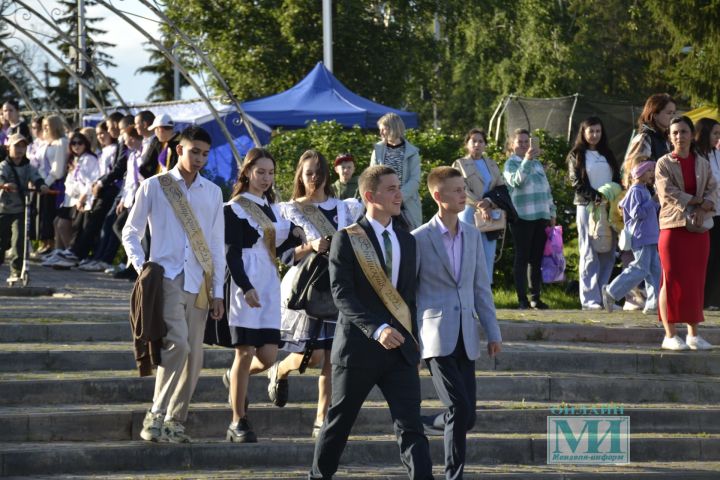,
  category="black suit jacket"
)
[138,133,180,179]
[329,216,419,368]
